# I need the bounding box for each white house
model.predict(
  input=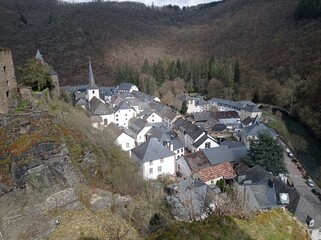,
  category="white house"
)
[128,117,153,145]
[106,123,136,151]
[240,105,262,120]
[113,101,136,128]
[138,109,162,124]
[117,82,139,93]
[130,138,175,180]
[191,134,219,153]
